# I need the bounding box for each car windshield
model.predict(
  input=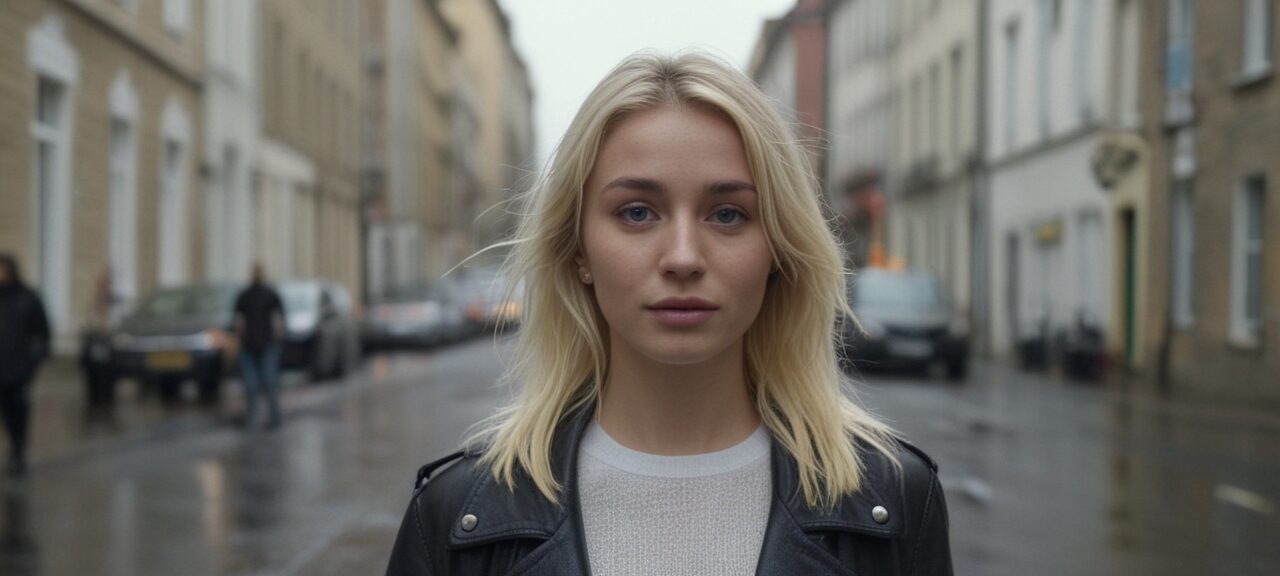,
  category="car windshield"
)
[280,284,321,314]
[852,272,946,308]
[135,286,234,319]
